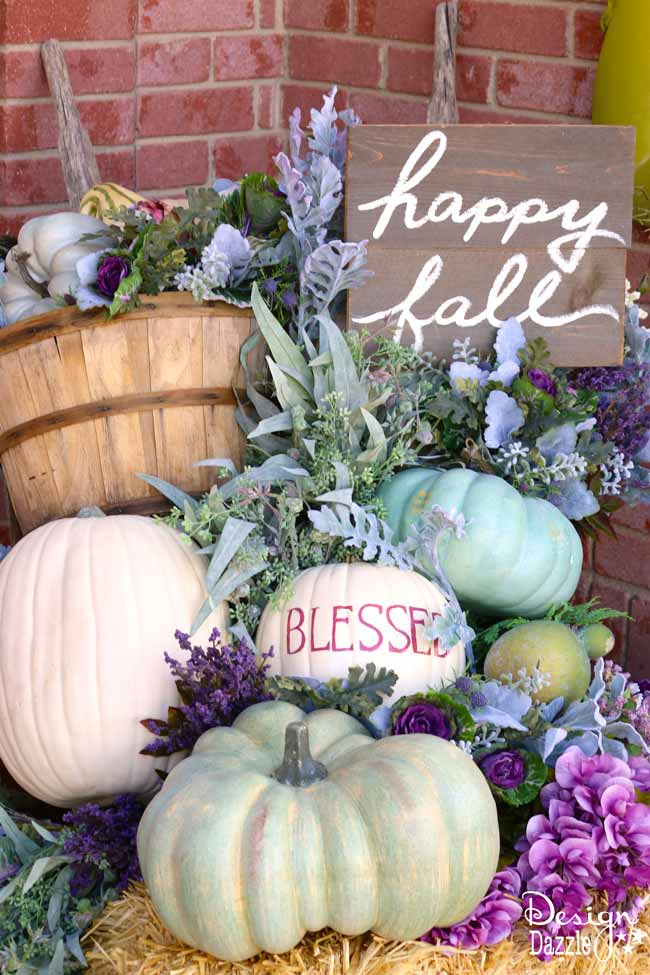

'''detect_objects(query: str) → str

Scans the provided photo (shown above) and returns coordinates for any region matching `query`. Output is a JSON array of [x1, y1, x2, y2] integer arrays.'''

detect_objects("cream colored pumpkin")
[[0, 515, 227, 807], [256, 563, 465, 699], [0, 212, 112, 325]]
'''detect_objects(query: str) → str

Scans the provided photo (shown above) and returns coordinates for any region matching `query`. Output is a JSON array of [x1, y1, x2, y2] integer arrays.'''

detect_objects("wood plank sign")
[[346, 125, 635, 365]]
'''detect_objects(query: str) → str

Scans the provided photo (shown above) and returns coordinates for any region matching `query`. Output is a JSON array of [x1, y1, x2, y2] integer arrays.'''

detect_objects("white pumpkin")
[[0, 515, 227, 807], [256, 563, 465, 700], [0, 212, 112, 325]]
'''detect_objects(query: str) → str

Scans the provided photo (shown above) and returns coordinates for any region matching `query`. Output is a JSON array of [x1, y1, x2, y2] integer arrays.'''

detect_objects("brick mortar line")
[[456, 98, 592, 123], [582, 568, 650, 607], [279, 79, 591, 122], [2, 126, 287, 162]]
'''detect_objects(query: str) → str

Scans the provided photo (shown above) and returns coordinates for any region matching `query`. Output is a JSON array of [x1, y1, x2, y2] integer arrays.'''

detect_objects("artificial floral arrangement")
[[1, 89, 650, 975]]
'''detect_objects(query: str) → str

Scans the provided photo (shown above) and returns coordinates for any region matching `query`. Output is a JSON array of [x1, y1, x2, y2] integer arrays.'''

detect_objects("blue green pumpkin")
[[378, 468, 583, 618]]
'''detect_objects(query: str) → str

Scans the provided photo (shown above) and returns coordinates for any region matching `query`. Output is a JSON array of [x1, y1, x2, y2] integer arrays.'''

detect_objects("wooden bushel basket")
[[0, 294, 259, 533]]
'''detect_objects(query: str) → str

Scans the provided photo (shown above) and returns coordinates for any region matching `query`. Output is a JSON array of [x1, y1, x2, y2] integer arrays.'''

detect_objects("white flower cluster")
[[457, 727, 505, 755], [497, 441, 530, 473], [600, 450, 634, 496], [497, 442, 588, 486], [175, 224, 253, 303], [452, 337, 479, 363], [502, 665, 552, 696], [626, 278, 649, 320]]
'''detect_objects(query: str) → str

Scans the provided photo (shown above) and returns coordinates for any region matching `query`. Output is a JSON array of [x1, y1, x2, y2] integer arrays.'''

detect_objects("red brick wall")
[[1, 0, 650, 675]]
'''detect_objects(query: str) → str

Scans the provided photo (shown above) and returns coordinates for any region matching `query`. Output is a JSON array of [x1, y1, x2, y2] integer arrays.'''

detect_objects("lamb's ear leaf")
[[192, 560, 268, 634], [0, 805, 39, 863], [23, 855, 70, 894], [137, 474, 198, 513], [248, 411, 294, 439], [205, 517, 257, 591], [251, 282, 312, 388]]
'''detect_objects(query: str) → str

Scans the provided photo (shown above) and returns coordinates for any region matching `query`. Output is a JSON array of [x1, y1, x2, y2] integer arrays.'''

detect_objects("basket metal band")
[[0, 387, 241, 454]]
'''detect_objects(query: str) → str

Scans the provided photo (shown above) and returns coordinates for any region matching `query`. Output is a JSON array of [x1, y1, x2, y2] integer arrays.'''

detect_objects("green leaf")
[[248, 411, 294, 439], [267, 358, 311, 411], [194, 457, 239, 477], [205, 517, 256, 590], [137, 474, 198, 514], [192, 559, 268, 634], [108, 266, 142, 318], [0, 805, 39, 863], [320, 315, 367, 412], [47, 938, 65, 975], [251, 282, 312, 389], [270, 664, 398, 723], [23, 855, 69, 894], [547, 598, 631, 628]]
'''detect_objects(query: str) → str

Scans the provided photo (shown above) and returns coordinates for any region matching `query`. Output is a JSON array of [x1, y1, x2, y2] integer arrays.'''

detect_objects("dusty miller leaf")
[[308, 502, 413, 569]]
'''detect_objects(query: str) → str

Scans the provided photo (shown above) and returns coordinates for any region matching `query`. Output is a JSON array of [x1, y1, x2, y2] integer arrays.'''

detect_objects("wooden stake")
[[41, 39, 100, 209], [427, 1, 460, 124]]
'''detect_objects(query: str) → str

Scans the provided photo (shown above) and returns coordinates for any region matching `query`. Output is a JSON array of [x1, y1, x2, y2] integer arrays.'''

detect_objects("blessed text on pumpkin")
[[352, 130, 625, 351], [284, 603, 447, 656]]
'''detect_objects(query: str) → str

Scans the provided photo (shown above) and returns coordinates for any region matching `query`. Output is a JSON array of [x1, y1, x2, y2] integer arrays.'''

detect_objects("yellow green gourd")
[[137, 700, 500, 962], [592, 0, 650, 207], [484, 620, 614, 704]]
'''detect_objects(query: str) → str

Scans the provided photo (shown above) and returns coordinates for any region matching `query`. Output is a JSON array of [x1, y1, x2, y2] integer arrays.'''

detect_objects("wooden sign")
[[346, 125, 635, 365]]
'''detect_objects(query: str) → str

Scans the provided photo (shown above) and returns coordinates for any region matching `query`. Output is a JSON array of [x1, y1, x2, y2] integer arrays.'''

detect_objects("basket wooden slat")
[[0, 295, 259, 533]]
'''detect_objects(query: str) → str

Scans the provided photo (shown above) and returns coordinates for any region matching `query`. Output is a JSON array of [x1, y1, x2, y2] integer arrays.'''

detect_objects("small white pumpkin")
[[256, 563, 465, 700], [0, 514, 227, 807], [0, 212, 112, 325]]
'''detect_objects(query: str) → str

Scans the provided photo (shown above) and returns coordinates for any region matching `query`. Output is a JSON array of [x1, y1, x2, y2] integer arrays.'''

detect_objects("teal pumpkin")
[[137, 700, 500, 961], [379, 467, 583, 618]]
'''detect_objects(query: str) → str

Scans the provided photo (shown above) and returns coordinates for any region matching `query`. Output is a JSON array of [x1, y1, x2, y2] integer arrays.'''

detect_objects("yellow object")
[[84, 884, 650, 975], [592, 0, 650, 202], [79, 183, 145, 223]]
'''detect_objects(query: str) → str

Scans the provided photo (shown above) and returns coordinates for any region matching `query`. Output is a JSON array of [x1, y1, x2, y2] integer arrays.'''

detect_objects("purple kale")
[[141, 628, 273, 756], [528, 368, 557, 397], [479, 749, 526, 790], [422, 867, 523, 948], [63, 793, 143, 892], [393, 700, 452, 739]]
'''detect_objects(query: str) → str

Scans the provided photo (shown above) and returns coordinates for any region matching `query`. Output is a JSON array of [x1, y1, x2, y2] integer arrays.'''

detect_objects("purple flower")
[[262, 278, 278, 295], [572, 364, 650, 459], [393, 702, 452, 739], [454, 676, 473, 694], [480, 749, 526, 789], [528, 368, 557, 397], [422, 867, 523, 949], [515, 745, 650, 952], [637, 679, 650, 696], [141, 629, 273, 756], [629, 755, 650, 792], [63, 793, 143, 892], [96, 255, 130, 298], [69, 861, 101, 898], [281, 288, 298, 309], [0, 861, 19, 885]]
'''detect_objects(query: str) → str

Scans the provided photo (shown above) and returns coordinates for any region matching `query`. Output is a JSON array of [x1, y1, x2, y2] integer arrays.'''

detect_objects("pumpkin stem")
[[273, 722, 328, 787]]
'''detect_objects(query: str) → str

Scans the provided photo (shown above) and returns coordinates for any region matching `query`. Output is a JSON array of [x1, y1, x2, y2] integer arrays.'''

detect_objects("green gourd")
[[137, 700, 500, 962], [484, 620, 614, 704], [379, 467, 583, 618], [592, 0, 650, 202]]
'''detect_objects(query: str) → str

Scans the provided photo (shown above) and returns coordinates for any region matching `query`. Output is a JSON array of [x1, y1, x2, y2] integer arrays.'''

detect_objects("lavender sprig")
[[141, 628, 273, 756]]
